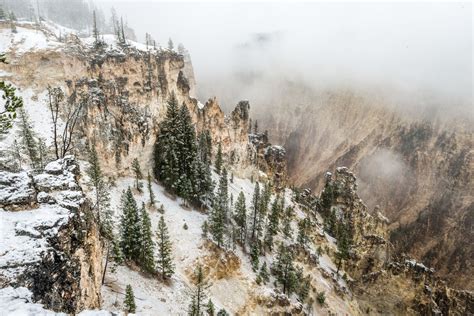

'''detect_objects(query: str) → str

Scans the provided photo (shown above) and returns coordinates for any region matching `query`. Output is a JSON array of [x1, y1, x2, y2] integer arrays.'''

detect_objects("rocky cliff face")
[[259, 87, 473, 290], [1, 22, 285, 185], [0, 156, 103, 313], [299, 166, 473, 315]]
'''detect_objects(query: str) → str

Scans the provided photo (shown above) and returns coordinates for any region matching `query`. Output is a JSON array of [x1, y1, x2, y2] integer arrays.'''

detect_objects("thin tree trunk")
[[102, 242, 110, 285]]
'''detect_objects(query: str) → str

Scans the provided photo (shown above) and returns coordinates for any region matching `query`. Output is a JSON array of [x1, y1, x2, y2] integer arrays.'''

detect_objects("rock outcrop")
[[0, 156, 103, 313], [306, 166, 473, 315]]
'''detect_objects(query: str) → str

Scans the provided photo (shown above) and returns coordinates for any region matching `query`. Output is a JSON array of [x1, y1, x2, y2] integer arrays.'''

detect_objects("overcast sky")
[[96, 1, 472, 112]]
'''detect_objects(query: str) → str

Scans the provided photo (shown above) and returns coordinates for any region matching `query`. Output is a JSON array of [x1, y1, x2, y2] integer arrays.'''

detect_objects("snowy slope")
[[91, 171, 355, 315]]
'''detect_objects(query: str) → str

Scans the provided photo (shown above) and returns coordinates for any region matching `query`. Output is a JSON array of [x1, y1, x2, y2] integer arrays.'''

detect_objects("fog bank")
[[97, 1, 472, 116]]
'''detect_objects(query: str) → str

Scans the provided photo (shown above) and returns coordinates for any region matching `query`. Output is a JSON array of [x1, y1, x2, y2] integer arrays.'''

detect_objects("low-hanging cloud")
[[97, 1, 472, 116]]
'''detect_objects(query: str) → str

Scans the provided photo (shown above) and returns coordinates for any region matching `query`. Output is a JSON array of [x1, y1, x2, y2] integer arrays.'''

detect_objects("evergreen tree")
[[250, 182, 260, 240], [0, 53, 23, 134], [188, 264, 208, 316], [217, 309, 229, 316], [264, 196, 281, 251], [250, 241, 260, 271], [37, 137, 48, 169], [272, 245, 298, 295], [154, 92, 180, 190], [156, 216, 175, 279], [119, 16, 126, 44], [198, 130, 212, 164], [201, 220, 209, 238], [258, 262, 269, 284], [209, 169, 228, 247], [147, 172, 155, 206], [176, 103, 197, 202], [298, 275, 311, 302], [9, 12, 17, 33], [111, 237, 124, 272], [11, 139, 22, 171], [139, 203, 155, 273], [214, 142, 223, 174], [131, 158, 143, 191], [92, 10, 100, 47], [0, 6, 6, 20], [206, 299, 215, 316], [325, 208, 337, 235], [18, 108, 39, 169], [320, 178, 335, 214], [282, 206, 294, 240], [233, 191, 247, 245], [256, 182, 271, 238], [335, 222, 350, 275], [120, 187, 141, 260], [154, 94, 213, 205], [297, 217, 311, 247], [168, 38, 174, 51], [253, 120, 258, 134], [124, 284, 136, 313], [87, 145, 113, 239]]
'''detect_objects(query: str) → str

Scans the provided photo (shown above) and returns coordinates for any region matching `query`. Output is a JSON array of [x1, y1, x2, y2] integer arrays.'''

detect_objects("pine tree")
[[198, 130, 212, 164], [297, 217, 311, 247], [214, 142, 223, 174], [250, 241, 260, 271], [120, 16, 126, 44], [176, 103, 198, 203], [11, 140, 22, 171], [209, 169, 228, 247], [18, 108, 40, 169], [272, 245, 298, 295], [188, 264, 208, 316], [0, 53, 23, 134], [217, 309, 229, 316], [233, 191, 247, 246], [131, 158, 143, 191], [320, 178, 335, 214], [256, 182, 271, 238], [335, 222, 350, 275], [168, 38, 174, 51], [254, 120, 258, 134], [147, 172, 155, 206], [201, 220, 209, 238], [154, 94, 212, 206], [0, 6, 5, 20], [265, 196, 281, 251], [139, 203, 155, 273], [37, 137, 48, 169], [250, 182, 260, 240], [92, 10, 100, 47], [282, 206, 294, 240], [124, 284, 136, 313], [9, 12, 17, 33], [259, 262, 269, 284], [120, 187, 141, 260], [111, 237, 124, 272], [156, 216, 175, 279], [206, 299, 215, 316], [298, 274, 311, 302], [87, 145, 113, 239], [154, 92, 180, 190]]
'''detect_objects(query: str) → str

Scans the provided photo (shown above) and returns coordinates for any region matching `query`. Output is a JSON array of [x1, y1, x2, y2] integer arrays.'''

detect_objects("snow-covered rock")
[[0, 171, 36, 207]]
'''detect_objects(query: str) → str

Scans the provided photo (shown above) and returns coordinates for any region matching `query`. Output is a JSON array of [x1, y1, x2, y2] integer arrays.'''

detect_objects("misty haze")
[[0, 0, 472, 315]]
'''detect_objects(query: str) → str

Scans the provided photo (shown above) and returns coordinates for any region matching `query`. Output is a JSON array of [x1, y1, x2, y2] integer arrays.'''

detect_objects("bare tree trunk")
[[102, 241, 110, 285]]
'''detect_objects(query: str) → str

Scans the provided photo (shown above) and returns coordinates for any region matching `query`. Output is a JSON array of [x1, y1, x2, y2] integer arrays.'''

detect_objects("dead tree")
[[47, 86, 85, 159]]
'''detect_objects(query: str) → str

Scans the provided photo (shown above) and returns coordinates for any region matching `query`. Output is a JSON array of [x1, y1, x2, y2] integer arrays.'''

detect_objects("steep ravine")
[[259, 86, 473, 291]]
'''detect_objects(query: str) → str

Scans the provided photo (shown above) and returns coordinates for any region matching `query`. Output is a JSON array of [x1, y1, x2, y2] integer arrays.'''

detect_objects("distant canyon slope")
[[253, 83, 473, 291]]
